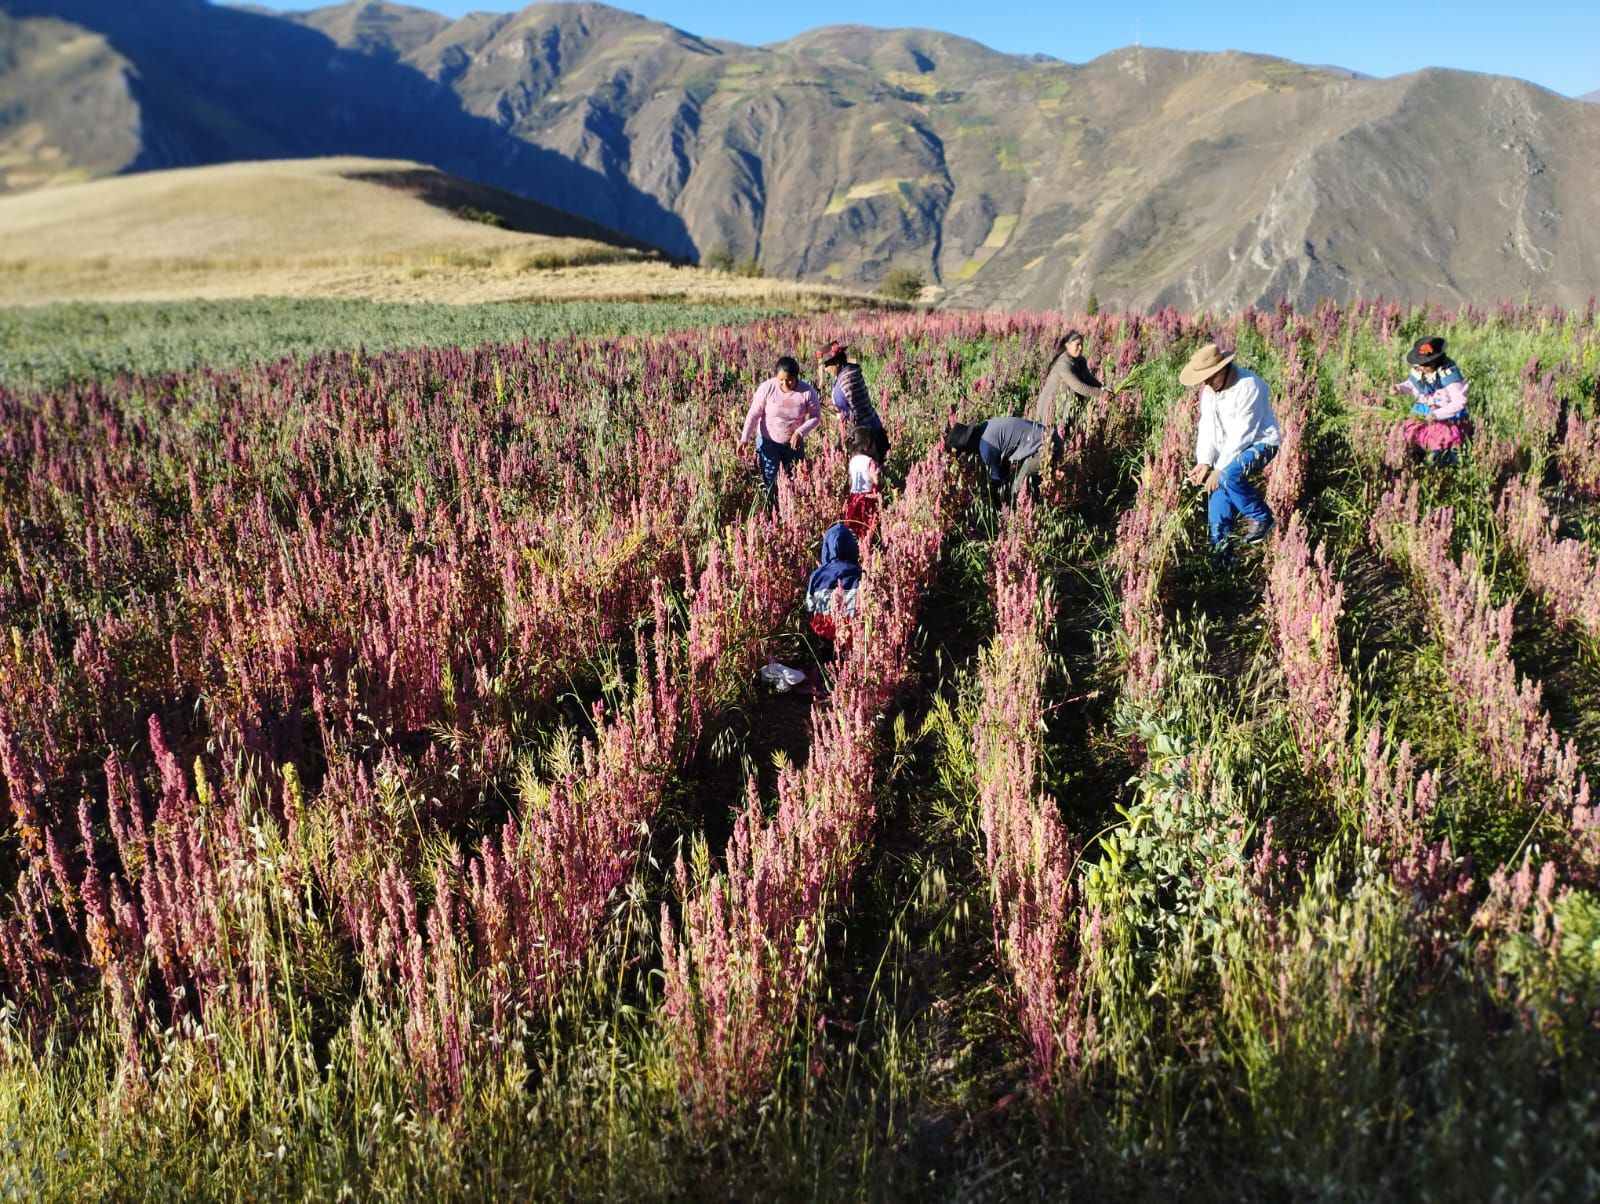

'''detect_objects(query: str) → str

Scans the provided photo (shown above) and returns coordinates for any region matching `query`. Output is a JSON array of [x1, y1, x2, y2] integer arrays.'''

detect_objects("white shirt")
[[1195, 368, 1280, 472], [848, 454, 879, 495]]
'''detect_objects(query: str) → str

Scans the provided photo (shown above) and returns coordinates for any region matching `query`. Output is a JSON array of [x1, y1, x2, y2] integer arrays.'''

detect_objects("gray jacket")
[[1032, 354, 1104, 429]]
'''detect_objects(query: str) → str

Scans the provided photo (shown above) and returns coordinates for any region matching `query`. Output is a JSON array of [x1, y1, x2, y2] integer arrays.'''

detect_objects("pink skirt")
[[1403, 418, 1466, 452]]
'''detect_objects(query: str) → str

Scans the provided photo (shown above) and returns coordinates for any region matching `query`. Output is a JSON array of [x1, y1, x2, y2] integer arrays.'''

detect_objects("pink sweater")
[[741, 377, 822, 445]]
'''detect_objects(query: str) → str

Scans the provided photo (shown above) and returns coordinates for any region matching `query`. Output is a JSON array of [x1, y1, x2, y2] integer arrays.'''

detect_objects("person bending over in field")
[[943, 415, 1062, 503], [1181, 342, 1281, 553], [819, 341, 891, 464], [741, 354, 822, 501], [1393, 335, 1470, 464], [842, 425, 882, 544], [805, 522, 862, 645], [1031, 329, 1116, 430]]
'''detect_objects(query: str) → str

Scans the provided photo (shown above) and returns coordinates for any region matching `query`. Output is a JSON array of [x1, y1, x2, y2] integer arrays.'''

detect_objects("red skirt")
[[844, 492, 880, 542], [809, 613, 854, 651]]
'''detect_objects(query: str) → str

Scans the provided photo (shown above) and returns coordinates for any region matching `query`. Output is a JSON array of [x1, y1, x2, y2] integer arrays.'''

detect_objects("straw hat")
[[1179, 342, 1236, 387]]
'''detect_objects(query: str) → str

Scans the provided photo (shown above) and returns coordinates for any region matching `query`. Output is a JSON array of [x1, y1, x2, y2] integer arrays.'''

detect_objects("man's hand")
[[789, 433, 803, 449], [1205, 469, 1220, 494], [1188, 462, 1212, 487]]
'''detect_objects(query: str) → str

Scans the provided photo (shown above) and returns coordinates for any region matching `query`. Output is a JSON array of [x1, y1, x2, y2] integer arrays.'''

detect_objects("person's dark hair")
[[776, 355, 801, 377], [846, 423, 877, 458], [1045, 330, 1086, 376]]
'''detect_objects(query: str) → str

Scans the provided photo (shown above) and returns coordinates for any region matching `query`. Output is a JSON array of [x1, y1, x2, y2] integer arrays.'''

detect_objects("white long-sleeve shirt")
[[1194, 368, 1280, 472]]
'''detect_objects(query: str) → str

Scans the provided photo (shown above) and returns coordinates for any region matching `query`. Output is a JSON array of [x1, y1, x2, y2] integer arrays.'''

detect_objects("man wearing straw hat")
[[1179, 342, 1281, 553]]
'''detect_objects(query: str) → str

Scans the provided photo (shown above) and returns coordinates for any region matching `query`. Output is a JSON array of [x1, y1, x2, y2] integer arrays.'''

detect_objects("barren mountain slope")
[[0, 11, 140, 190], [4, 0, 1599, 310], [0, 156, 884, 307], [956, 57, 1600, 312], [0, 156, 656, 303], [0, 155, 646, 260]]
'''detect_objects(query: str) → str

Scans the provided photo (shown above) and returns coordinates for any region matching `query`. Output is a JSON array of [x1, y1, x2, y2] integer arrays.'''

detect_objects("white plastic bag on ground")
[[758, 661, 808, 692]]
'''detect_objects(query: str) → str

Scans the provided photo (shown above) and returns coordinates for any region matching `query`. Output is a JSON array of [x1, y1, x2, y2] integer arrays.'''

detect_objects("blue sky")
[[244, 0, 1600, 97]]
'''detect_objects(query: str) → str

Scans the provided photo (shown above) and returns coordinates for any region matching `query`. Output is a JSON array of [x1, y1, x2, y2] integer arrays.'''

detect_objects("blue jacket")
[[806, 523, 862, 615]]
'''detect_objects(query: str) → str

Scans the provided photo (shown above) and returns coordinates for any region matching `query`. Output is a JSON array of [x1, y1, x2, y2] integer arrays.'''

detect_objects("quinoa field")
[[0, 299, 785, 391], [2, 301, 1599, 1199]]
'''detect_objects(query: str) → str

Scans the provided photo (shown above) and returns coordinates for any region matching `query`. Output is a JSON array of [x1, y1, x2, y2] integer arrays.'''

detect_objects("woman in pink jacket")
[[740, 355, 822, 500], [1395, 336, 1471, 461]]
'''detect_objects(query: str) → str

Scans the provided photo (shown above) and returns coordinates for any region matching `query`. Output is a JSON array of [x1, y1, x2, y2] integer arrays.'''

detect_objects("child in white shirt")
[[844, 429, 882, 543]]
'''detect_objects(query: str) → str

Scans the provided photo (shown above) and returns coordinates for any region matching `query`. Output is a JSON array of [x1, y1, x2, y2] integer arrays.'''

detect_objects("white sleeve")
[[1194, 389, 1219, 466], [1220, 375, 1264, 454], [1233, 373, 1264, 421]]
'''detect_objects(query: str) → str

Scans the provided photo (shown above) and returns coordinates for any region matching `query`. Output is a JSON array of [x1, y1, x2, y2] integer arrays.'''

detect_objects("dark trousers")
[[756, 436, 803, 499], [1005, 432, 1062, 502]]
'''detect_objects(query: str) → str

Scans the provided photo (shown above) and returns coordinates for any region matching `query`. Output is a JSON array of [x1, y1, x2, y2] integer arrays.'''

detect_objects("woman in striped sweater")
[[820, 342, 890, 464]]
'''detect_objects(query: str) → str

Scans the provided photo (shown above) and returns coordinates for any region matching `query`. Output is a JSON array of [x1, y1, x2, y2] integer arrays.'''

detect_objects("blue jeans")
[[756, 435, 804, 499], [1208, 442, 1277, 547]]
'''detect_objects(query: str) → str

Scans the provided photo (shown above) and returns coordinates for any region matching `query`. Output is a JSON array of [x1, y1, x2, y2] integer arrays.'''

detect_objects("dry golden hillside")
[[0, 157, 886, 309]]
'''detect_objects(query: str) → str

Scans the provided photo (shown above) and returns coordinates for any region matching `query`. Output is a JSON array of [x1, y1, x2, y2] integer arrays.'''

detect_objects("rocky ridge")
[[3, 0, 1599, 310]]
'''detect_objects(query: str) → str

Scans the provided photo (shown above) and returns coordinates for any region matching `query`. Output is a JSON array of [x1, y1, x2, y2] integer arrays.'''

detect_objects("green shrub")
[[702, 245, 735, 273], [880, 266, 925, 302], [457, 204, 507, 228]]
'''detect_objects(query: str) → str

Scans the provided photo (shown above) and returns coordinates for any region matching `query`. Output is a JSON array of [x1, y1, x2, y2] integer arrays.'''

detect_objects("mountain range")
[[3, 0, 1600, 311]]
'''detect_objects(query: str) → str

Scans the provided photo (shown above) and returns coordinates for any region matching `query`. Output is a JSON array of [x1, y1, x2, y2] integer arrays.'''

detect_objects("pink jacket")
[[742, 377, 822, 445]]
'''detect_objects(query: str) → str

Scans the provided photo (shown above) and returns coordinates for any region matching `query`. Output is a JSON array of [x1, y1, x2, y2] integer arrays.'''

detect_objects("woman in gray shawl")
[[1031, 330, 1115, 429]]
